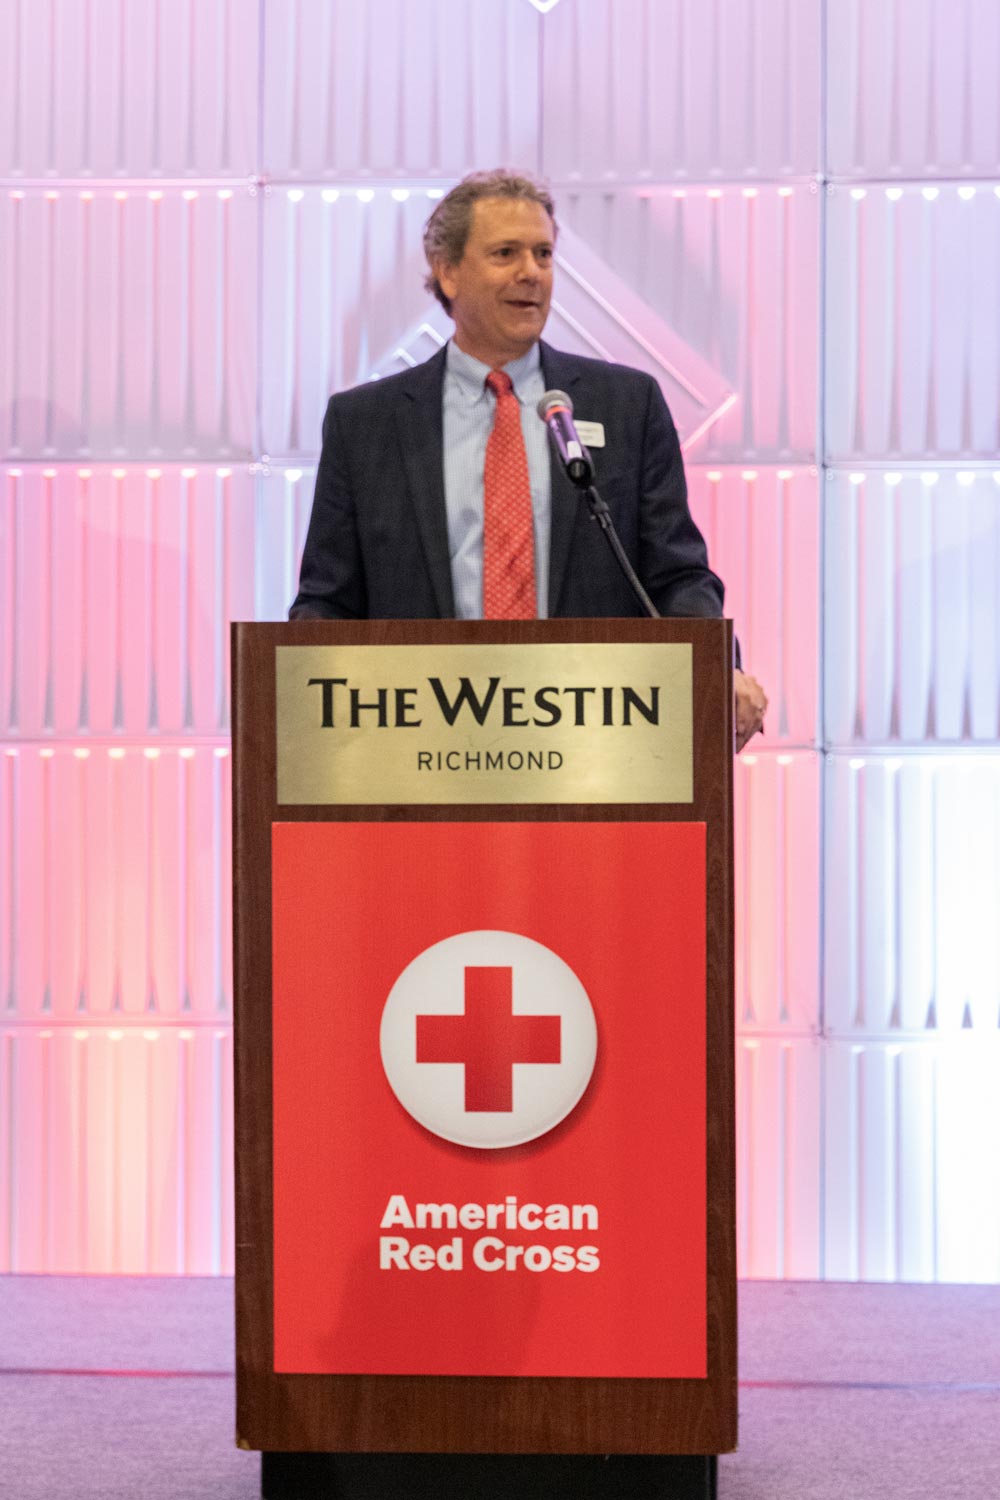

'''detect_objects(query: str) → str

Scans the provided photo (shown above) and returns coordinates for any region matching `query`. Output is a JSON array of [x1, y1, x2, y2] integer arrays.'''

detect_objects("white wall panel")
[[825, 755, 1000, 1036], [825, 185, 1000, 460], [737, 1038, 822, 1278], [0, 1026, 233, 1274], [560, 186, 819, 460], [260, 188, 437, 456], [262, 0, 540, 179], [261, 198, 737, 458], [0, 747, 232, 1023], [824, 1038, 1000, 1283], [0, 466, 310, 738], [0, 188, 257, 461], [827, 0, 1000, 179], [734, 752, 821, 1033], [825, 470, 1000, 745], [541, 0, 821, 182], [689, 466, 819, 745], [0, 0, 258, 178], [254, 470, 318, 621]]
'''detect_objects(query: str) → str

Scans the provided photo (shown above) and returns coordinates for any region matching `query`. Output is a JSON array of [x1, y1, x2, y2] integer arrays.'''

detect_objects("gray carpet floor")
[[1, 1278, 998, 1499]]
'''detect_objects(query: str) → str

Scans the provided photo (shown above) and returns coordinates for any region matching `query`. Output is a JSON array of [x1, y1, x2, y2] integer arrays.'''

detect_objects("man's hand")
[[734, 669, 768, 752]]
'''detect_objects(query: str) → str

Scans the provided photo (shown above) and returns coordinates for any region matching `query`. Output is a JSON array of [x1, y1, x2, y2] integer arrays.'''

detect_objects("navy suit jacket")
[[289, 341, 726, 624]]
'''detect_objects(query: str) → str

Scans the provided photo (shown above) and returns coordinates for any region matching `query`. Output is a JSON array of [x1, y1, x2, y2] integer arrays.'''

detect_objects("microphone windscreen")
[[537, 389, 574, 422]]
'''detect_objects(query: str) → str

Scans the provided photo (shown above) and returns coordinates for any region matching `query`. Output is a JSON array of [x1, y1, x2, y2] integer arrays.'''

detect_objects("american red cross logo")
[[381, 930, 596, 1149], [416, 966, 562, 1112]]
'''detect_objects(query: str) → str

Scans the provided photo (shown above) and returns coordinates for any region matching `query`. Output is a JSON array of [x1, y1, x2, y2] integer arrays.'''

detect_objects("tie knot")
[[486, 369, 514, 399]]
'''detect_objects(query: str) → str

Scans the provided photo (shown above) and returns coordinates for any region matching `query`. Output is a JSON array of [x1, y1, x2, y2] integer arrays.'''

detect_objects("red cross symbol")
[[416, 966, 561, 1112]]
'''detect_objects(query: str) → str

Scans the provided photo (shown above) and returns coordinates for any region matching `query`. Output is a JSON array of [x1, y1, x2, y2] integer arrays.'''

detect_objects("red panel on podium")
[[272, 820, 706, 1380]]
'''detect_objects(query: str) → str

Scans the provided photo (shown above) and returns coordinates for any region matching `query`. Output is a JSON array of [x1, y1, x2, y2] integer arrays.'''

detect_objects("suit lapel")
[[396, 346, 455, 618], [540, 343, 587, 616]]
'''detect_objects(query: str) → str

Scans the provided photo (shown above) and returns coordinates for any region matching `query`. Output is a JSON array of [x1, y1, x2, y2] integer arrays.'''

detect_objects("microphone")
[[536, 390, 594, 489]]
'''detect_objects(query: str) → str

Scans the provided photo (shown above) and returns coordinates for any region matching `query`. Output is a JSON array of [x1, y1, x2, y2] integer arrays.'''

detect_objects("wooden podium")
[[232, 618, 736, 1500]]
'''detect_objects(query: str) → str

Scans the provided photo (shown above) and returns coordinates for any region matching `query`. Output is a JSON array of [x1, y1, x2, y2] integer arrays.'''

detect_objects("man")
[[290, 169, 767, 748]]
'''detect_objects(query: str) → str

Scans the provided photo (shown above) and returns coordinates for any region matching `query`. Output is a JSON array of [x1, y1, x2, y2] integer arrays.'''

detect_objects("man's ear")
[[435, 259, 459, 303]]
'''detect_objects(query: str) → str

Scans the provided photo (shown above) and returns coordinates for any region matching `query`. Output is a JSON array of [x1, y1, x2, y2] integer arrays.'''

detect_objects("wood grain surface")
[[233, 618, 736, 1456]]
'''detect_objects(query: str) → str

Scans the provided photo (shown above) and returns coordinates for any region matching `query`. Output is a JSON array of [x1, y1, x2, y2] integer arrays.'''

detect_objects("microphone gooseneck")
[[537, 389, 660, 619]]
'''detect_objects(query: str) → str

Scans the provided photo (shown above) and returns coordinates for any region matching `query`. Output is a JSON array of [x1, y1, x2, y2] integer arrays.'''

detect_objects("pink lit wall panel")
[[825, 754, 1000, 1036], [827, 0, 1000, 178], [1, 467, 261, 737], [0, 1026, 233, 1274], [0, 0, 258, 179], [825, 470, 1000, 745], [262, 0, 540, 179], [253, 471, 318, 621], [0, 747, 232, 1022], [824, 1038, 1000, 1283], [689, 465, 820, 746], [559, 186, 820, 461], [3, 0, 997, 1287], [736, 1038, 822, 1279], [825, 185, 1000, 461], [540, 0, 821, 182], [0, 189, 257, 462], [734, 752, 821, 1034]]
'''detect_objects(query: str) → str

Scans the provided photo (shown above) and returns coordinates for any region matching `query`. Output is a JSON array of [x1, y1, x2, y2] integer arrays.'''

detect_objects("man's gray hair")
[[422, 168, 557, 314]]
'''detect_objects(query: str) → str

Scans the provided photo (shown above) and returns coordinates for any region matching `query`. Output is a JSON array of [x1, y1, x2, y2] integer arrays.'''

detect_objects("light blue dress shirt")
[[442, 340, 552, 619]]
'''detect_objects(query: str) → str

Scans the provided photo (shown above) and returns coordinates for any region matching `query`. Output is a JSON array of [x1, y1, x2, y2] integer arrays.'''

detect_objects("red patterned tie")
[[482, 370, 537, 619]]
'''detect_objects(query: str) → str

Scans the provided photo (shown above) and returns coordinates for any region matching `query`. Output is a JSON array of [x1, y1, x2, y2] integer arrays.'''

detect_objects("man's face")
[[436, 196, 555, 367]]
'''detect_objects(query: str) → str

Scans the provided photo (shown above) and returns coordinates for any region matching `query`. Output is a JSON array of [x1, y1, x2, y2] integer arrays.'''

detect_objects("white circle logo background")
[[379, 930, 598, 1149]]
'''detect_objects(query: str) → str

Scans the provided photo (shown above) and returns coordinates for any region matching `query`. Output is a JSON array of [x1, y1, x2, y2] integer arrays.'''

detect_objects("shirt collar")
[[445, 339, 542, 406]]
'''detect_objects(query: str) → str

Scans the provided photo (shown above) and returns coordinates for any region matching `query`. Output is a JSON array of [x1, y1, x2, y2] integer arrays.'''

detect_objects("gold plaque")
[[276, 643, 693, 805]]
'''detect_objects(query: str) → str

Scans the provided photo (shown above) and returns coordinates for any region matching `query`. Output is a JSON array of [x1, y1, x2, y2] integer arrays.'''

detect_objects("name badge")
[[575, 421, 605, 448]]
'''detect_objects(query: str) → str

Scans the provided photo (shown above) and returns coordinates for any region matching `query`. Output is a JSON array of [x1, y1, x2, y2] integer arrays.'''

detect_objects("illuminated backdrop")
[[1, 0, 998, 1281]]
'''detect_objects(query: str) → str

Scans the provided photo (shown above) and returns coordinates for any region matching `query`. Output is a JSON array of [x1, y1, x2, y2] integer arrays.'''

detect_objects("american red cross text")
[[415, 966, 561, 1112]]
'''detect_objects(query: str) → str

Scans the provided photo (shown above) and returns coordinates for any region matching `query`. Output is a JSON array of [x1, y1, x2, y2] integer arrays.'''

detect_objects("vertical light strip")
[[113, 192, 127, 445], [43, 192, 57, 450], [149, 194, 162, 452], [3, 1033, 14, 1268], [42, 472, 54, 730], [144, 750, 157, 1014], [179, 1028, 191, 1269], [4, 477, 18, 731], [181, 471, 193, 730], [77, 474, 90, 730], [214, 472, 227, 730], [79, 190, 93, 442], [75, 1029, 88, 1268], [3, 755, 17, 1013], [41, 1029, 51, 1268], [75, 749, 88, 1013], [9, 194, 22, 452], [778, 1041, 790, 1276], [777, 759, 790, 1022], [184, 0, 196, 168], [776, 469, 790, 737], [219, 193, 232, 449], [212, 1027, 224, 1271], [41, 750, 53, 1014], [219, 0, 231, 170], [179, 751, 192, 1015]]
